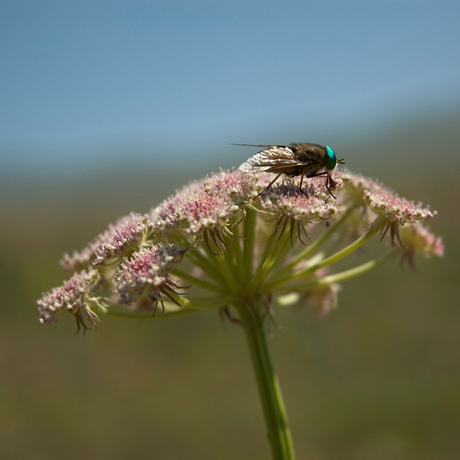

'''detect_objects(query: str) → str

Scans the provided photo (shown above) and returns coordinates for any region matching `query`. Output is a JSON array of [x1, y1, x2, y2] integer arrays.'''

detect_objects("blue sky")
[[1, 1, 460, 173]]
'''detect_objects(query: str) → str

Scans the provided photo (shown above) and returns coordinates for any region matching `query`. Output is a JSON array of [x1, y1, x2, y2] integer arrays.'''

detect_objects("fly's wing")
[[239, 146, 314, 174]]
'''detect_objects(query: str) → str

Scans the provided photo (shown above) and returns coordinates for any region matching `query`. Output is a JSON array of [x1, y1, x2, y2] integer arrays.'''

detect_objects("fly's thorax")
[[289, 143, 326, 164]]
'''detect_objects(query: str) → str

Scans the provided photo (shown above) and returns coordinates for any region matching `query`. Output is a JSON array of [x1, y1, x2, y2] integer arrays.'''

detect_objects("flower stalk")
[[235, 296, 296, 460]]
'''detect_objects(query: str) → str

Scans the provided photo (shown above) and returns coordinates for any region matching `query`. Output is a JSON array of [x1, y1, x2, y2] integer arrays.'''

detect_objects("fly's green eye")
[[325, 145, 337, 171]]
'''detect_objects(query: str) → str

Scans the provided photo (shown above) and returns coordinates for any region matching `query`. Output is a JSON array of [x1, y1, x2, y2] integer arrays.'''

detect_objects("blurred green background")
[[1, 2, 459, 459]]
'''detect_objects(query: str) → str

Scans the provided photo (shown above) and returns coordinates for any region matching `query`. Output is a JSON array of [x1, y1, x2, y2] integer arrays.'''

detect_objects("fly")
[[235, 143, 345, 197]]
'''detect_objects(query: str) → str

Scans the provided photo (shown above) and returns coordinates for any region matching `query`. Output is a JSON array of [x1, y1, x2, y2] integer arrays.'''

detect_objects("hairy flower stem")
[[235, 296, 296, 460]]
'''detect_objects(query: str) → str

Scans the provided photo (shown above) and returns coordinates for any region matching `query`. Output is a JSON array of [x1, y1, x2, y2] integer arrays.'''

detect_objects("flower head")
[[114, 243, 187, 310], [399, 223, 444, 267], [203, 168, 259, 204], [61, 213, 154, 273], [37, 166, 442, 330], [37, 268, 104, 331], [257, 180, 338, 244], [364, 187, 436, 225], [151, 170, 257, 253], [341, 171, 438, 246]]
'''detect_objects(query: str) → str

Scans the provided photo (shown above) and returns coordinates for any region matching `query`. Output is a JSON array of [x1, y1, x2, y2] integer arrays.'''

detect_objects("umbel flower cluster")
[[37, 169, 443, 331]]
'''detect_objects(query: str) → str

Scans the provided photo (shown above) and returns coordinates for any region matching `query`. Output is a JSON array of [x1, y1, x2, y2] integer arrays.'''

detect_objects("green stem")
[[313, 249, 399, 285], [250, 229, 291, 290], [280, 249, 399, 292], [243, 208, 257, 278], [105, 293, 236, 319], [235, 296, 296, 460], [105, 307, 199, 320], [215, 253, 241, 294], [173, 269, 227, 294], [230, 216, 245, 283], [185, 247, 225, 285], [310, 223, 380, 269], [274, 210, 355, 280], [169, 293, 236, 310], [268, 221, 381, 289]]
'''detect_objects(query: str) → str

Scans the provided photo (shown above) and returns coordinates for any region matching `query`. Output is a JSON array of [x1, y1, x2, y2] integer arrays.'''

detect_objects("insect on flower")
[[236, 143, 345, 197]]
